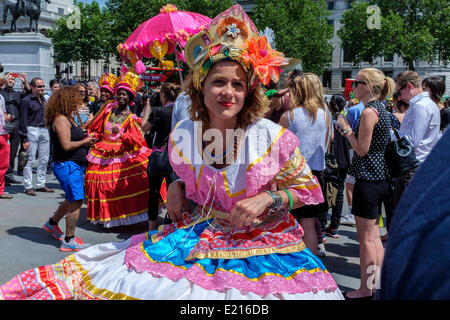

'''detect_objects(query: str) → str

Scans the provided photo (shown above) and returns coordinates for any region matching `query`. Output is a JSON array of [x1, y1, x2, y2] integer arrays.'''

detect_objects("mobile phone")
[[9, 73, 21, 78], [333, 120, 342, 129]]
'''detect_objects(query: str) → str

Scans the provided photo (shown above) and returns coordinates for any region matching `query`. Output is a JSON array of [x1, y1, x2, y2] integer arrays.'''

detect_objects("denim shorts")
[[53, 161, 85, 203]]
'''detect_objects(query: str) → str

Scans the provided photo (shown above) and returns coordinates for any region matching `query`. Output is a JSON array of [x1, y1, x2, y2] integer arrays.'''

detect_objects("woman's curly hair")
[[45, 86, 84, 127], [184, 62, 269, 130]]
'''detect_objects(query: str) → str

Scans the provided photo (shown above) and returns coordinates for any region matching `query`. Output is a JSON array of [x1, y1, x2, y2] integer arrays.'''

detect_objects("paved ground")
[[0, 172, 386, 294]]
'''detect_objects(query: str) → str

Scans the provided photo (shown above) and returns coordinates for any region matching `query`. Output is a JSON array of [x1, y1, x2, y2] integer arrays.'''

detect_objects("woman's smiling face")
[[202, 60, 247, 123], [116, 89, 130, 106]]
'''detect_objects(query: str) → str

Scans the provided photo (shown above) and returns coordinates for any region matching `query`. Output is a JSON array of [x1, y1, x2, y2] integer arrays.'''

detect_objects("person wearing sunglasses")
[[336, 68, 395, 299], [18, 77, 54, 196], [391, 71, 440, 213], [74, 83, 90, 126]]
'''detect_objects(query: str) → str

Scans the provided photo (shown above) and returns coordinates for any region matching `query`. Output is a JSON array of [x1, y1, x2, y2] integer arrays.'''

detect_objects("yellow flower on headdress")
[[242, 36, 287, 86]]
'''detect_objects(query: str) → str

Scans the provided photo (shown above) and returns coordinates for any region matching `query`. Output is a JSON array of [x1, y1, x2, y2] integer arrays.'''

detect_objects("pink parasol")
[[117, 4, 211, 77]]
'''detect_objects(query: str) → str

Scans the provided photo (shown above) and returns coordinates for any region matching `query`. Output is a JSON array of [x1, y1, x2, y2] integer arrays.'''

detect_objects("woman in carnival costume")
[[0, 5, 343, 300], [88, 73, 118, 120], [84, 71, 152, 228]]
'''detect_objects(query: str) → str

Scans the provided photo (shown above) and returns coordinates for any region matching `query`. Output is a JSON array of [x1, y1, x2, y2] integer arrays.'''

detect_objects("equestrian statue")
[[3, 0, 51, 33]]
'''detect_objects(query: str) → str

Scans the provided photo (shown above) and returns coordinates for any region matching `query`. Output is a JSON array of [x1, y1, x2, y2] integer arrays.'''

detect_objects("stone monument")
[[0, 0, 54, 90]]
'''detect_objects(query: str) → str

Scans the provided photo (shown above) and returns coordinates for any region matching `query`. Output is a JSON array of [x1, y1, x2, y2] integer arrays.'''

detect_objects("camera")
[[150, 91, 162, 107]]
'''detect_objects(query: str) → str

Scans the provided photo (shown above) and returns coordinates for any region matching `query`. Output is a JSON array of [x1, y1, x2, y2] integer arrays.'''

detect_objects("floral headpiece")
[[184, 4, 287, 91]]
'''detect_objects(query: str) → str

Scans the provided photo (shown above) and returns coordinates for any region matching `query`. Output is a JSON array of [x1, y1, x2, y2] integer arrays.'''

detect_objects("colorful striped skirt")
[[84, 149, 151, 228], [0, 218, 344, 300]]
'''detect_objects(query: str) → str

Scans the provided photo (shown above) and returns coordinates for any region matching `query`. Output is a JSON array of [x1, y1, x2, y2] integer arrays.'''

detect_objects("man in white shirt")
[[396, 71, 440, 163], [393, 70, 440, 210]]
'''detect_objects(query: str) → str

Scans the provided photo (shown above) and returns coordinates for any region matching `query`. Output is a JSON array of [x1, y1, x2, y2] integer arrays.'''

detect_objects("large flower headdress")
[[184, 4, 287, 90]]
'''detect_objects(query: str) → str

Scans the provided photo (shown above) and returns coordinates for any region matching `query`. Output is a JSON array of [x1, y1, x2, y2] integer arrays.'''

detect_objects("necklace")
[[202, 132, 243, 168], [110, 106, 130, 124], [202, 136, 237, 160]]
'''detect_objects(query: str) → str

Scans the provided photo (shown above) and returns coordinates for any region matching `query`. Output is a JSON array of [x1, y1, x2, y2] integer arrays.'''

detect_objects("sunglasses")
[[35, 85, 45, 88], [353, 80, 366, 88], [395, 84, 407, 96]]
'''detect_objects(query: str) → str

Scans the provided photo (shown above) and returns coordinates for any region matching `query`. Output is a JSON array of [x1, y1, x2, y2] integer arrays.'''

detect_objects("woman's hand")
[[82, 135, 97, 147], [228, 192, 273, 227], [5, 114, 14, 122], [166, 181, 191, 222], [111, 126, 120, 134], [336, 114, 351, 132]]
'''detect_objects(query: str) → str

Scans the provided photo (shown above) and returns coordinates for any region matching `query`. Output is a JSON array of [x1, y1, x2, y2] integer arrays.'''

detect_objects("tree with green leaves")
[[338, 0, 450, 71], [48, 1, 109, 79], [251, 0, 334, 75]]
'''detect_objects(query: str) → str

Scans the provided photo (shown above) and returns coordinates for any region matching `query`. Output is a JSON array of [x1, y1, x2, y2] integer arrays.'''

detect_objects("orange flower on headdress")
[[242, 36, 287, 86]]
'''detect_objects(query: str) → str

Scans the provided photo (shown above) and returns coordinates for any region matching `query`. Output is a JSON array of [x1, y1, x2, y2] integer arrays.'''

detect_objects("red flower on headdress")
[[242, 36, 287, 86]]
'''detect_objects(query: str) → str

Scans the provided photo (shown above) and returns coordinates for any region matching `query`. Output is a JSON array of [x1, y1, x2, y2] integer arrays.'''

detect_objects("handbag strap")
[[327, 140, 336, 156], [161, 134, 170, 149], [326, 110, 335, 155], [75, 110, 84, 126], [393, 127, 401, 141]]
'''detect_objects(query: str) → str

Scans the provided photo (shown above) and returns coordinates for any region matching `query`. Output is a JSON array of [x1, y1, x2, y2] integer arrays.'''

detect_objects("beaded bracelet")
[[264, 190, 276, 208], [265, 190, 283, 214]]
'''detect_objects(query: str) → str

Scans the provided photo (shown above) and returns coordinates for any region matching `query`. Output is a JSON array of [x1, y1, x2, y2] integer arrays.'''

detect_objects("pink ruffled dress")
[[84, 102, 151, 228]]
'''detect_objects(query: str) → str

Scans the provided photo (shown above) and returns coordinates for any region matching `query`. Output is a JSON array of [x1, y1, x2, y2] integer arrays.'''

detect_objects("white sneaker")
[[340, 214, 356, 226], [317, 243, 326, 257]]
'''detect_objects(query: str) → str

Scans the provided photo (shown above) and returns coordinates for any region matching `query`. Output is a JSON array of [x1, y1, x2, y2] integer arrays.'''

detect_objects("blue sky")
[[78, 0, 107, 8]]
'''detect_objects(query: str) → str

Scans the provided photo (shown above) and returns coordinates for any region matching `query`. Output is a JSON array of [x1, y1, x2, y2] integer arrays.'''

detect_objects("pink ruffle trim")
[[86, 147, 149, 165], [124, 237, 338, 297], [290, 175, 325, 206]]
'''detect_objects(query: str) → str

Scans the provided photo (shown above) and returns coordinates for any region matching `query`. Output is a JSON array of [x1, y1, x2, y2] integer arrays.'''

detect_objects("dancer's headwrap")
[[184, 4, 288, 92], [99, 73, 119, 96], [114, 71, 144, 99]]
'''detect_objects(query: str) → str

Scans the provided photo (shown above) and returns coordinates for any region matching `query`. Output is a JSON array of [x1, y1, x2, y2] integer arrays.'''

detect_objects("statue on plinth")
[[2, 0, 51, 33]]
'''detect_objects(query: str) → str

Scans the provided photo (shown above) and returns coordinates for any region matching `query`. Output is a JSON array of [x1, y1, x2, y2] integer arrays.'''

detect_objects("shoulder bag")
[[385, 128, 419, 178]]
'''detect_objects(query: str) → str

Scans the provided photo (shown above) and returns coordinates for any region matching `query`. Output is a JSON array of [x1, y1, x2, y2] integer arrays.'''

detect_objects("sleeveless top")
[[349, 100, 390, 181], [288, 107, 327, 171], [270, 94, 290, 124], [51, 118, 88, 166]]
